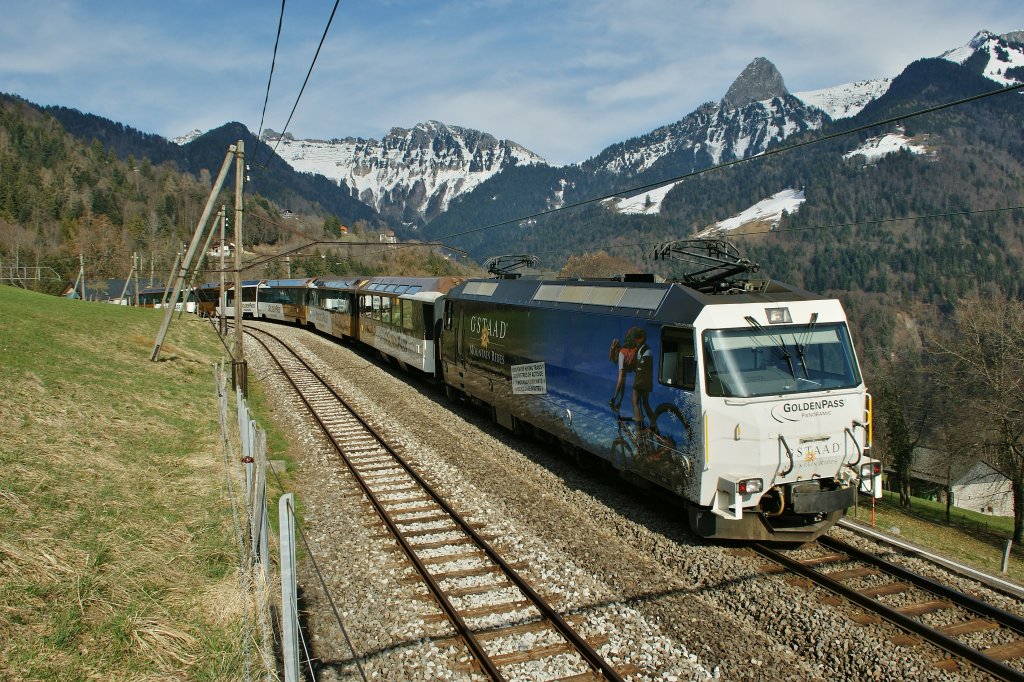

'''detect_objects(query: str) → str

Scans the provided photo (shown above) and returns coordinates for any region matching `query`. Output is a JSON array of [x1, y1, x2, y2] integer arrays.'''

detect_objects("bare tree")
[[929, 294, 1024, 541], [874, 347, 932, 508]]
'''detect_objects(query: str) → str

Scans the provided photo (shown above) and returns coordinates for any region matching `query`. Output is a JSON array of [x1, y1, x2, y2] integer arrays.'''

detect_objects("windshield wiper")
[[794, 313, 819, 380], [744, 315, 797, 378]]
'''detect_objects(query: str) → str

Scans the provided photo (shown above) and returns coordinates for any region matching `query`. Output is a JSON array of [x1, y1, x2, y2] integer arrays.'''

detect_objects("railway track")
[[749, 536, 1024, 680], [244, 325, 629, 681]]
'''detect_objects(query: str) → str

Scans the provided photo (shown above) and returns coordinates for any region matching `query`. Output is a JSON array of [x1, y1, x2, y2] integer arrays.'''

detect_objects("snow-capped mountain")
[[172, 129, 203, 145], [584, 58, 831, 178], [267, 121, 544, 225], [941, 29, 1024, 86]]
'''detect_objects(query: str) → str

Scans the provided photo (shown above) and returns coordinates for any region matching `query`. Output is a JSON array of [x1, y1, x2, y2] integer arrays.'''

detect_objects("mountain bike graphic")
[[610, 402, 694, 480]]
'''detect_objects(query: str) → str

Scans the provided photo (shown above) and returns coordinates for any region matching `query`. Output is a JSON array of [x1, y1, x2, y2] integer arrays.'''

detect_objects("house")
[[908, 447, 1012, 516]]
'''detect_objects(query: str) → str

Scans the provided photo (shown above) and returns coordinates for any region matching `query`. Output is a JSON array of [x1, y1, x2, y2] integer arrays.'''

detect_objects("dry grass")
[[0, 286, 251, 681]]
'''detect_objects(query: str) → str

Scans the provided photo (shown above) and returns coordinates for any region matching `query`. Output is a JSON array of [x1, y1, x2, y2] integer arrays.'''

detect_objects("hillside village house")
[[907, 447, 1012, 517]]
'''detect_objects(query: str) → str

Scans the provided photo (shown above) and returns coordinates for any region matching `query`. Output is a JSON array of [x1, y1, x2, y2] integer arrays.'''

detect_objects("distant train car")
[[194, 281, 223, 318], [258, 278, 314, 325], [138, 286, 197, 313], [307, 277, 369, 340], [223, 280, 261, 319], [439, 275, 878, 542], [355, 276, 463, 374]]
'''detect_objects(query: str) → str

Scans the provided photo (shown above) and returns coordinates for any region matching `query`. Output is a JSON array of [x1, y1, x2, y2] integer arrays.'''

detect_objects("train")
[[207, 247, 882, 542]]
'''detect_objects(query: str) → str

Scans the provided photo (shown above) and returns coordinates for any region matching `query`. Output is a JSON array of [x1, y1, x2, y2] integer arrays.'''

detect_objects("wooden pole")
[[117, 255, 136, 304], [232, 140, 247, 395], [161, 250, 181, 306], [219, 205, 227, 336], [151, 145, 237, 361], [180, 207, 222, 320]]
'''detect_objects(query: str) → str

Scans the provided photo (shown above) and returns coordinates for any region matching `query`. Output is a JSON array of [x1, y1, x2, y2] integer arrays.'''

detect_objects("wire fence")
[[216, 359, 368, 682]]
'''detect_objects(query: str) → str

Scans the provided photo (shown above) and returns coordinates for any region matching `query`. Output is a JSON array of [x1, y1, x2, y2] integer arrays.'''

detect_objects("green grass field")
[[848, 490, 1024, 582], [0, 286, 251, 681]]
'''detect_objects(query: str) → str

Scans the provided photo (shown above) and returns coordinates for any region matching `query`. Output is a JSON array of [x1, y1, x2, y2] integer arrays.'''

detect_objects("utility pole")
[[232, 140, 247, 396], [161, 250, 181, 307], [151, 145, 237, 362], [133, 253, 140, 306], [79, 254, 85, 301], [117, 253, 137, 304], [181, 207, 223, 320], [219, 206, 227, 336]]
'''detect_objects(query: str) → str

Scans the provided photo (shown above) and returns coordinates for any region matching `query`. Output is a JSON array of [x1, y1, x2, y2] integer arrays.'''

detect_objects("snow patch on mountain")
[[698, 188, 805, 237], [605, 181, 682, 215], [843, 130, 929, 163], [794, 78, 893, 119]]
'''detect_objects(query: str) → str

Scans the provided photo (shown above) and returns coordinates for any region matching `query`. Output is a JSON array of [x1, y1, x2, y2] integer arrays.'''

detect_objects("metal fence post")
[[279, 493, 299, 682]]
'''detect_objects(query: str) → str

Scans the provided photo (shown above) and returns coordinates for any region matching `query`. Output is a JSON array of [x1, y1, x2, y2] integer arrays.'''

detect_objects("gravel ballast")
[[247, 323, 1016, 681]]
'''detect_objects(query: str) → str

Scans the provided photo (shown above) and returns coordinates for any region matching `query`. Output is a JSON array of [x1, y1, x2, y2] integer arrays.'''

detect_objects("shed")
[[908, 447, 1012, 516]]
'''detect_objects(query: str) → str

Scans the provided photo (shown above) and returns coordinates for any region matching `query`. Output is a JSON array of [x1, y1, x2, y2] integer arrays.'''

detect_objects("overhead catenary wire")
[[252, 0, 342, 179], [253, 0, 288, 159]]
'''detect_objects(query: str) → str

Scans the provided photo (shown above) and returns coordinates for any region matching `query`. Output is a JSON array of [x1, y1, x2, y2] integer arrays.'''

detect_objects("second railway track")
[[748, 536, 1024, 680], [245, 324, 630, 681]]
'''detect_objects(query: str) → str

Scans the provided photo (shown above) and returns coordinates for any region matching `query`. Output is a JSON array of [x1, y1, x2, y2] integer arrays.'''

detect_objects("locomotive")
[[219, 241, 881, 542]]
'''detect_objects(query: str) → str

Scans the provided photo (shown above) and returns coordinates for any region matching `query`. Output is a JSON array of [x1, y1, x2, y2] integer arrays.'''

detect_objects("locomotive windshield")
[[702, 322, 861, 398]]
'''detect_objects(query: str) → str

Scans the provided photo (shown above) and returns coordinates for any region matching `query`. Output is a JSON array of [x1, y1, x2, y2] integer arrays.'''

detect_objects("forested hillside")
[[0, 96, 230, 290]]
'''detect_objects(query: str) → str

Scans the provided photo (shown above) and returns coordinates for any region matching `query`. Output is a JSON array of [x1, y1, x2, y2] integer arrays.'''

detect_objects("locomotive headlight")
[[860, 462, 881, 478], [738, 478, 763, 495]]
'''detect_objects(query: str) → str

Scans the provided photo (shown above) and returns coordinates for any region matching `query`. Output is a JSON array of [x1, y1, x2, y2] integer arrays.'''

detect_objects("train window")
[[443, 300, 453, 330], [403, 299, 414, 331], [392, 298, 402, 328], [421, 304, 433, 339], [660, 327, 696, 391], [395, 285, 409, 294], [360, 294, 371, 316], [381, 296, 392, 324]]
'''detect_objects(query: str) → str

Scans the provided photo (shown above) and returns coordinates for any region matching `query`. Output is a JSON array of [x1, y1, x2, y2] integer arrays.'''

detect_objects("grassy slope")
[[0, 286, 246, 681], [848, 491, 1024, 583]]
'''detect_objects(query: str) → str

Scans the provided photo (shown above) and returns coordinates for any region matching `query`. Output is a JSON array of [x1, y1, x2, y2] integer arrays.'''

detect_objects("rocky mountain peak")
[[721, 57, 789, 109]]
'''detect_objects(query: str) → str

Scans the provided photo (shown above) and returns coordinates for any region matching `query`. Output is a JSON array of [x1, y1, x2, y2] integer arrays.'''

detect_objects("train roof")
[[261, 278, 312, 288], [313, 276, 369, 289], [360, 276, 462, 294], [450, 276, 826, 322]]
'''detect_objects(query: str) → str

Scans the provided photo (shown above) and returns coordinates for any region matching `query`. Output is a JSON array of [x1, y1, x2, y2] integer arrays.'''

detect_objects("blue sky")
[[1, 0, 1021, 165]]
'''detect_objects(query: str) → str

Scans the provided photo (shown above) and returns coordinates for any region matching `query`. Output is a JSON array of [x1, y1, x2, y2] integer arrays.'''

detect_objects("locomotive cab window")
[[660, 327, 696, 391]]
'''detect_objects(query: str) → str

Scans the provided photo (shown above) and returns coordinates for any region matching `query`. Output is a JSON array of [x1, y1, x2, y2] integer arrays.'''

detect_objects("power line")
[[253, 0, 288, 163], [253, 0, 342, 179], [433, 82, 1024, 245]]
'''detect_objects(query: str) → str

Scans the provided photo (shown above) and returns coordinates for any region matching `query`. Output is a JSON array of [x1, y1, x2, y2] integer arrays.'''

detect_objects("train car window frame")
[[372, 295, 381, 320], [381, 296, 392, 324], [660, 326, 696, 391], [402, 299, 415, 331]]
